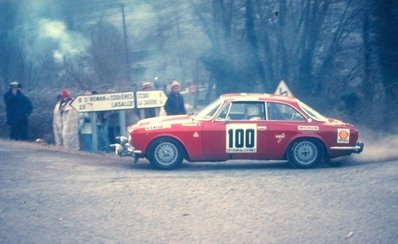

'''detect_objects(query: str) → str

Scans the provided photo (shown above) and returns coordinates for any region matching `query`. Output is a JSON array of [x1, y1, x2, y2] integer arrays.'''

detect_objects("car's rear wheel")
[[287, 139, 323, 169], [147, 138, 183, 170]]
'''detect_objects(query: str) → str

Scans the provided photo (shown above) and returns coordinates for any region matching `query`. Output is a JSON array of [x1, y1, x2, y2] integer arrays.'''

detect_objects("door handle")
[[258, 126, 267, 131]]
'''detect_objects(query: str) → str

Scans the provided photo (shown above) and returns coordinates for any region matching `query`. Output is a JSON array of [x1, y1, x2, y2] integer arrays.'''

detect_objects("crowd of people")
[[2, 79, 187, 152]]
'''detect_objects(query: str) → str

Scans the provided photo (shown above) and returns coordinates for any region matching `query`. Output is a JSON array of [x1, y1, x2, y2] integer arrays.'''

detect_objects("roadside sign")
[[136, 90, 167, 109], [70, 92, 135, 112], [275, 80, 294, 97]]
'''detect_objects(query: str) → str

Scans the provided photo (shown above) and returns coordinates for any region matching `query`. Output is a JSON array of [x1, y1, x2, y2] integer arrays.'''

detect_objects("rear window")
[[266, 102, 306, 121]]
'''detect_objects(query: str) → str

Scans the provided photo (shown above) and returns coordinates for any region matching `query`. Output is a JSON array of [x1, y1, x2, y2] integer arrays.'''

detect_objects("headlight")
[[116, 136, 128, 144]]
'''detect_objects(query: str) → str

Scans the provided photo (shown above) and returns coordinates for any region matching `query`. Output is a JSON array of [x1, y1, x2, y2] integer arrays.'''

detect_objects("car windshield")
[[195, 98, 223, 120], [299, 101, 327, 121]]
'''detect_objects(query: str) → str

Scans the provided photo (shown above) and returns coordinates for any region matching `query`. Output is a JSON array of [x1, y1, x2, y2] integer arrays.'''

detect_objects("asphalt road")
[[0, 139, 397, 243]]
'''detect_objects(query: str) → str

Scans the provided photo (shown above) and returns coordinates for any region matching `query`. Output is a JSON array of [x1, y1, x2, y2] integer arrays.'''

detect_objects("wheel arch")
[[283, 135, 327, 160], [145, 135, 189, 161]]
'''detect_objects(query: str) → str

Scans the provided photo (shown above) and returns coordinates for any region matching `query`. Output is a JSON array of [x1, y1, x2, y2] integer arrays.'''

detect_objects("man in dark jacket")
[[3, 81, 33, 140], [164, 80, 187, 115]]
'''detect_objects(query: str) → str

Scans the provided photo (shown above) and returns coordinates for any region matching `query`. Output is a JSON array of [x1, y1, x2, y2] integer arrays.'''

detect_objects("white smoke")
[[353, 128, 398, 163], [38, 19, 89, 63]]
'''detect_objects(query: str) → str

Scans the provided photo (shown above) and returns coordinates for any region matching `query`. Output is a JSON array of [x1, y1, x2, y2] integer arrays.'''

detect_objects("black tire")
[[287, 139, 323, 169], [147, 138, 184, 170]]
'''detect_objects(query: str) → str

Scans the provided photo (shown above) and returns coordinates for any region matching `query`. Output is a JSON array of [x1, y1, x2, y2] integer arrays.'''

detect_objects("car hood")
[[326, 117, 355, 128], [134, 114, 197, 128]]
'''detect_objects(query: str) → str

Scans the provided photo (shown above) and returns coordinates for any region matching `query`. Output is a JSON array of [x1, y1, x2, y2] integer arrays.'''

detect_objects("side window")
[[228, 103, 246, 120], [267, 102, 306, 121], [244, 102, 265, 120], [217, 102, 265, 121]]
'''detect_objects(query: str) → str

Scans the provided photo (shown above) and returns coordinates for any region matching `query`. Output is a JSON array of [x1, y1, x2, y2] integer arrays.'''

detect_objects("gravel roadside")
[[0, 139, 397, 243]]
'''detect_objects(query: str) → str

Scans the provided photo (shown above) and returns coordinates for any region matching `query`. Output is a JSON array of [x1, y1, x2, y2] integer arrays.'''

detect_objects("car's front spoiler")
[[330, 142, 364, 154]]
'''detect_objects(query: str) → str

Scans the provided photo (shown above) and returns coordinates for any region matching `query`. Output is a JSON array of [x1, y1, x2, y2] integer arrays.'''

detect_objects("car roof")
[[220, 93, 299, 103]]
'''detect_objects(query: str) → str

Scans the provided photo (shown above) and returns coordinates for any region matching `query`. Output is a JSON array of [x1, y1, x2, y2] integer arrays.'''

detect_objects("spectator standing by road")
[[53, 90, 79, 150], [53, 90, 70, 146], [3, 81, 33, 140], [140, 81, 157, 119], [164, 80, 186, 115], [96, 110, 110, 152], [78, 91, 93, 152], [79, 111, 92, 151]]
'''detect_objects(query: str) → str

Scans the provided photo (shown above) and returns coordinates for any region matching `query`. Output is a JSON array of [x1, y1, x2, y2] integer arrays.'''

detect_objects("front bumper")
[[330, 141, 364, 154], [110, 136, 142, 158]]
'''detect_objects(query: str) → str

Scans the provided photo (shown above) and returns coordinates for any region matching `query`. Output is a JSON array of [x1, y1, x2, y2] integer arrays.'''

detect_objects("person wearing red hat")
[[164, 80, 186, 115], [52, 90, 79, 149], [53, 90, 70, 146], [3, 81, 33, 140]]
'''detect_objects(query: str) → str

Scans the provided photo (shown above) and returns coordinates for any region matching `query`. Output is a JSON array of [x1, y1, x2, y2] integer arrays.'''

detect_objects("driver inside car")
[[246, 104, 263, 120]]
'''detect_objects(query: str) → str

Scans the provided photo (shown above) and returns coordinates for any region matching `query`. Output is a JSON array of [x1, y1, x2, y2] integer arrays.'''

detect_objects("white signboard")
[[136, 90, 167, 109], [71, 92, 135, 112], [275, 80, 294, 97]]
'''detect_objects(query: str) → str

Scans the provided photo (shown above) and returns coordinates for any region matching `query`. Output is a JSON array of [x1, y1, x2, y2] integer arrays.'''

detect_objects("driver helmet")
[[247, 105, 260, 117]]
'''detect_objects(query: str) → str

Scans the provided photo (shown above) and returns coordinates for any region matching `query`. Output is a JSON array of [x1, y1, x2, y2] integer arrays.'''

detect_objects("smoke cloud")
[[17, 0, 89, 64], [38, 19, 89, 63], [352, 128, 398, 163]]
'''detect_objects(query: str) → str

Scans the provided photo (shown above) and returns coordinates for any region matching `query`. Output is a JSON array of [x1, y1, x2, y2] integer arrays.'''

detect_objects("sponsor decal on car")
[[275, 133, 286, 143], [337, 128, 350, 143], [145, 124, 171, 131], [298, 125, 319, 131], [226, 124, 257, 153], [182, 123, 199, 126]]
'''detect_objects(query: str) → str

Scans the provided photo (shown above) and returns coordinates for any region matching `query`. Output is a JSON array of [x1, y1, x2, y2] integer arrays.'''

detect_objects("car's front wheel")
[[147, 138, 184, 170], [287, 139, 323, 169]]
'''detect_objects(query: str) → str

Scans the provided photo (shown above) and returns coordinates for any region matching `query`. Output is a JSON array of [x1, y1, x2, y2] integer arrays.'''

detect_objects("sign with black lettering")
[[70, 92, 135, 112], [136, 90, 167, 109]]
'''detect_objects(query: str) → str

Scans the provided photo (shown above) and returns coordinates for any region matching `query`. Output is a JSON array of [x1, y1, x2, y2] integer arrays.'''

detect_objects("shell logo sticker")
[[337, 128, 350, 144]]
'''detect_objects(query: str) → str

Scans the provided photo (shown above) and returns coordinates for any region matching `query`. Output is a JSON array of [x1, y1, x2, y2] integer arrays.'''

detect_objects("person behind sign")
[[96, 111, 110, 152], [79, 91, 93, 152], [93, 91, 110, 152], [140, 81, 157, 119], [3, 81, 33, 140], [164, 80, 186, 116]]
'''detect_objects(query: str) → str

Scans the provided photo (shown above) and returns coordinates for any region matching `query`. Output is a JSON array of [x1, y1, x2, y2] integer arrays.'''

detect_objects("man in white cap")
[[3, 81, 33, 140], [164, 80, 187, 115]]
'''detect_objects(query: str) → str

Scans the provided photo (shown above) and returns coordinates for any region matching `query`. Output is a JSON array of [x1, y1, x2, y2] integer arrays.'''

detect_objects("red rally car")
[[112, 93, 364, 169]]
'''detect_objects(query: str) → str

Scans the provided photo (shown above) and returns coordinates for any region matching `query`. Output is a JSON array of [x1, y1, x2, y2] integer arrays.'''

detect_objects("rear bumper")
[[330, 142, 364, 154]]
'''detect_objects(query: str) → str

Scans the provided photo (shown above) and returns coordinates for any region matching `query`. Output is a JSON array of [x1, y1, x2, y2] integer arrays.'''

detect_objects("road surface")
[[0, 139, 397, 243]]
